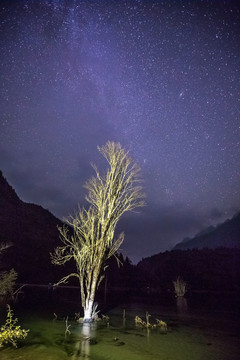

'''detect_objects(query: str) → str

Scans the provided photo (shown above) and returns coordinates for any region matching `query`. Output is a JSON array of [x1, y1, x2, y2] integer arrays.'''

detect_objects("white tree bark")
[[83, 299, 94, 322]]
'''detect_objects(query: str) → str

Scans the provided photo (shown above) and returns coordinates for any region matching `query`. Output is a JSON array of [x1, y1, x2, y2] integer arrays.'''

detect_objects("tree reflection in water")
[[176, 296, 188, 314], [72, 322, 96, 360]]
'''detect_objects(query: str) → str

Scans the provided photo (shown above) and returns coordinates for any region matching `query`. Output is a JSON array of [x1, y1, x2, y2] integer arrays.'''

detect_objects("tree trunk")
[[83, 299, 94, 322], [83, 273, 98, 321]]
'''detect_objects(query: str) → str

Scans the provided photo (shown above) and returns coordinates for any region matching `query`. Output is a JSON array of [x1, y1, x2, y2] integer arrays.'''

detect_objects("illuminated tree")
[[173, 276, 187, 297], [52, 141, 145, 321]]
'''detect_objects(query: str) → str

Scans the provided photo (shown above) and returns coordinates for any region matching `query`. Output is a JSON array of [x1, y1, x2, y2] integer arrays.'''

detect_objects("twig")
[[65, 316, 71, 338]]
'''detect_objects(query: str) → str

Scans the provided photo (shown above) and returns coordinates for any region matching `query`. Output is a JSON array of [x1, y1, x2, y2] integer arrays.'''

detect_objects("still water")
[[0, 288, 239, 360]]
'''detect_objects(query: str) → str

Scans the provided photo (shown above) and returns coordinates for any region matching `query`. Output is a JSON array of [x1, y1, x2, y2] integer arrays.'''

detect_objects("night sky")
[[1, 0, 240, 263]]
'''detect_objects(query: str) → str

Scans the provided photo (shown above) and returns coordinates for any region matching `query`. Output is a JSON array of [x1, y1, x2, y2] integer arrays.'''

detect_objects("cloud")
[[118, 203, 222, 263]]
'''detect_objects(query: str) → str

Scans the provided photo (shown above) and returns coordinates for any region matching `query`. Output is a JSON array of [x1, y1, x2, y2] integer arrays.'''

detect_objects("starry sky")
[[0, 0, 240, 263]]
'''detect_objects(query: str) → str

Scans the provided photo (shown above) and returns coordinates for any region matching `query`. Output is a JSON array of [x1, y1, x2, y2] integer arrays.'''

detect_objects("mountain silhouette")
[[173, 212, 240, 250], [0, 170, 67, 283]]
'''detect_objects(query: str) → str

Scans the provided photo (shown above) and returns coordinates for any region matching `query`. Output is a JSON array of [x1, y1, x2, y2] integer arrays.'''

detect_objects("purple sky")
[[1, 0, 239, 263]]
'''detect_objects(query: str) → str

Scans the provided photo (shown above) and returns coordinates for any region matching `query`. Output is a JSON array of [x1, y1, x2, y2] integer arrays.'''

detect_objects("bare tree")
[[51, 141, 145, 321]]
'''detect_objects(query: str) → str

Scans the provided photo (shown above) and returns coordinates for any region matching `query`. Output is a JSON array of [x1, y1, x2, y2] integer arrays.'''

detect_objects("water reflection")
[[72, 322, 96, 360], [122, 308, 126, 327], [176, 296, 188, 314]]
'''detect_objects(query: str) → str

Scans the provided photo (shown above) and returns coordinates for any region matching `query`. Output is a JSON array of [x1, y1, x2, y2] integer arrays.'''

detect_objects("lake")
[[0, 287, 239, 359]]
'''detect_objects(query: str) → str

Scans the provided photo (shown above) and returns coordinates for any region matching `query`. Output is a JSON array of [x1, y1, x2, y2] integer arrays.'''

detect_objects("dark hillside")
[[174, 212, 240, 250], [0, 170, 68, 283], [137, 248, 240, 293]]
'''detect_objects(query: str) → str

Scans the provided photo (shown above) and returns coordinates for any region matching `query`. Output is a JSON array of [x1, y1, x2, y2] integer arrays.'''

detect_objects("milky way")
[[0, 0, 239, 262]]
